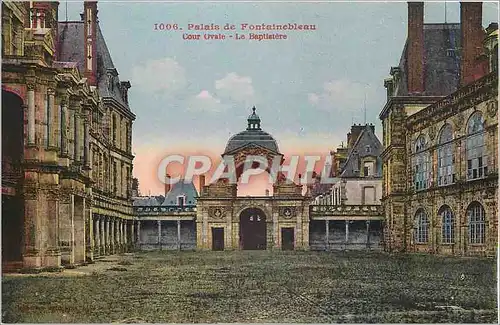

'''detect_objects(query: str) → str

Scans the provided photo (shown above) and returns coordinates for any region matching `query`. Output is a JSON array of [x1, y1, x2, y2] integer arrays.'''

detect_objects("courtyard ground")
[[1, 250, 497, 323]]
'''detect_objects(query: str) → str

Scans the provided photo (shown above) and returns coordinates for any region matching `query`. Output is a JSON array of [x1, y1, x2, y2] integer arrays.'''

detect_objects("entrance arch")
[[2, 90, 25, 263], [239, 207, 267, 250]]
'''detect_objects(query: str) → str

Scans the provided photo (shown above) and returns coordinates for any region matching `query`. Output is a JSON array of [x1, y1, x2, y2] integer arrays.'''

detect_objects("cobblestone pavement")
[[2, 251, 497, 323]]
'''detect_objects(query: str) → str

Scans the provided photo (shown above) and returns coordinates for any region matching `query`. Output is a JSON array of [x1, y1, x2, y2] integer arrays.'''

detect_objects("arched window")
[[414, 209, 429, 244], [466, 112, 487, 180], [439, 206, 454, 244], [437, 124, 454, 186], [467, 202, 485, 244], [413, 135, 430, 191]]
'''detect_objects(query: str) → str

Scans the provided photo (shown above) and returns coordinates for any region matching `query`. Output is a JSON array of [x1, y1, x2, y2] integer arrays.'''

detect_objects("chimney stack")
[[461, 2, 484, 86], [83, 1, 98, 86], [407, 2, 425, 94], [165, 174, 171, 196]]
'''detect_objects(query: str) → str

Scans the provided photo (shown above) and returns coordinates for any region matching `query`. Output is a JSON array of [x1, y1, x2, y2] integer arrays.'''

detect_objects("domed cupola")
[[223, 106, 280, 155]]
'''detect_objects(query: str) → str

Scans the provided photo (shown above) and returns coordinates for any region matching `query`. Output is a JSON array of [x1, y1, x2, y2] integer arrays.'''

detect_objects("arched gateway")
[[2, 90, 25, 265], [195, 107, 310, 251], [239, 208, 267, 250]]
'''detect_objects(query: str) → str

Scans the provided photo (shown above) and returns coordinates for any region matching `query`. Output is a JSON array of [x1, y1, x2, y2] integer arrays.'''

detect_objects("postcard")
[[1, 1, 498, 323]]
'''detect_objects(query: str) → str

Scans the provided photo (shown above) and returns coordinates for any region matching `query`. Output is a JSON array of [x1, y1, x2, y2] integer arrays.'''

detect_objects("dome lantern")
[[247, 106, 261, 130]]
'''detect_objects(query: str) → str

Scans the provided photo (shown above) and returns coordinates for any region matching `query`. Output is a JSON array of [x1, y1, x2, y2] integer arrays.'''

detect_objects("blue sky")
[[60, 1, 498, 194]]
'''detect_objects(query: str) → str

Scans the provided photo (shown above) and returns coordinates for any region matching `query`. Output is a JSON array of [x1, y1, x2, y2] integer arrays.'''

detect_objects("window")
[[363, 161, 374, 177], [113, 161, 117, 194], [440, 206, 454, 244], [365, 145, 371, 153], [437, 124, 454, 186], [112, 115, 117, 144], [413, 135, 431, 191], [11, 25, 18, 55], [177, 196, 185, 207], [467, 202, 485, 244], [466, 112, 487, 180], [414, 209, 429, 244]]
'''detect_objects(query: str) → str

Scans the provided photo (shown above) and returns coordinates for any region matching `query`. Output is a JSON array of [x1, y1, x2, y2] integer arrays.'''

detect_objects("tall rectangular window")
[[44, 94, 50, 147]]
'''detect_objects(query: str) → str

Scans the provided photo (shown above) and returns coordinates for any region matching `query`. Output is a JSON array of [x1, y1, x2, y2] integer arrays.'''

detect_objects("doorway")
[[281, 228, 295, 250], [212, 227, 224, 251], [239, 208, 267, 250]]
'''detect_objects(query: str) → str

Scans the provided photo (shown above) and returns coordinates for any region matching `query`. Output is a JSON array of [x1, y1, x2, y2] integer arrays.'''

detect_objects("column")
[[27, 83, 36, 145], [94, 215, 100, 256], [137, 220, 141, 247], [124, 221, 128, 251], [83, 116, 90, 167], [130, 221, 135, 250], [60, 96, 69, 155], [325, 220, 330, 251], [157, 220, 161, 249], [46, 88, 54, 147], [366, 220, 371, 249], [116, 219, 121, 252], [177, 219, 181, 251], [105, 217, 110, 255], [68, 106, 75, 160], [74, 113, 80, 162], [85, 202, 94, 262], [59, 193, 75, 266], [345, 220, 349, 249], [100, 216, 106, 255], [110, 217, 115, 254]]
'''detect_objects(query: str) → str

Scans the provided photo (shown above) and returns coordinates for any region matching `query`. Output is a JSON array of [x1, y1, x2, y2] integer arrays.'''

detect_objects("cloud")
[[187, 90, 227, 113], [131, 57, 186, 94], [308, 80, 375, 113], [215, 72, 255, 103]]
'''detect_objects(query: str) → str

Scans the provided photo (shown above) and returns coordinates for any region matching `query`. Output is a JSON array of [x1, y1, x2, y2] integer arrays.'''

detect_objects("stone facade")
[[380, 2, 498, 256], [1, 1, 137, 271]]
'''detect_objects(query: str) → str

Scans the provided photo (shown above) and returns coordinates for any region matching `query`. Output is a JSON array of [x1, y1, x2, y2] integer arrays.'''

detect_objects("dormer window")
[[365, 145, 371, 153], [177, 195, 185, 207]]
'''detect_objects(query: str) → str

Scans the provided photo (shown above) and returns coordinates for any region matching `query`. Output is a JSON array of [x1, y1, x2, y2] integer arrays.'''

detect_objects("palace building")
[[380, 2, 498, 256], [133, 109, 385, 251], [2, 1, 137, 271]]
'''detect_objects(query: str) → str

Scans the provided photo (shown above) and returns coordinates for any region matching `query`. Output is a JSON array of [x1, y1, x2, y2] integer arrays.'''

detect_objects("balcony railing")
[[134, 205, 197, 215], [310, 204, 383, 217]]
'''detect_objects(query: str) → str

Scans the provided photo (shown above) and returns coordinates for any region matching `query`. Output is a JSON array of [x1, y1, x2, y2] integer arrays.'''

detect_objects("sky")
[[59, 1, 498, 196]]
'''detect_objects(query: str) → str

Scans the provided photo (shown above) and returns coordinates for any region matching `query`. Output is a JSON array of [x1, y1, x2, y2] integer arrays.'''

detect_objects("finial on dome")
[[252, 106, 256, 113]]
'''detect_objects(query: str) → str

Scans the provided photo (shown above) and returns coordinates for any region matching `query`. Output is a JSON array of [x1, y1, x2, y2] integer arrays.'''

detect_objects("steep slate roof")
[[57, 21, 130, 110], [340, 125, 383, 178], [162, 180, 198, 206], [395, 23, 461, 96], [132, 196, 161, 207]]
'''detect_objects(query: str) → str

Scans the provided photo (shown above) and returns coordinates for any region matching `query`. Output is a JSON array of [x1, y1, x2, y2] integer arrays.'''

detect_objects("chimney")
[[84, 1, 98, 86], [165, 174, 171, 196], [461, 2, 484, 86], [348, 124, 364, 148], [199, 175, 205, 194], [407, 2, 425, 94]]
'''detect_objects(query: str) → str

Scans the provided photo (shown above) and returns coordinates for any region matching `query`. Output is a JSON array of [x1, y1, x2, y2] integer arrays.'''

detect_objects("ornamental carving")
[[280, 206, 296, 219], [428, 124, 437, 141], [454, 113, 464, 131], [487, 100, 498, 118], [209, 207, 226, 220], [23, 187, 38, 200]]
